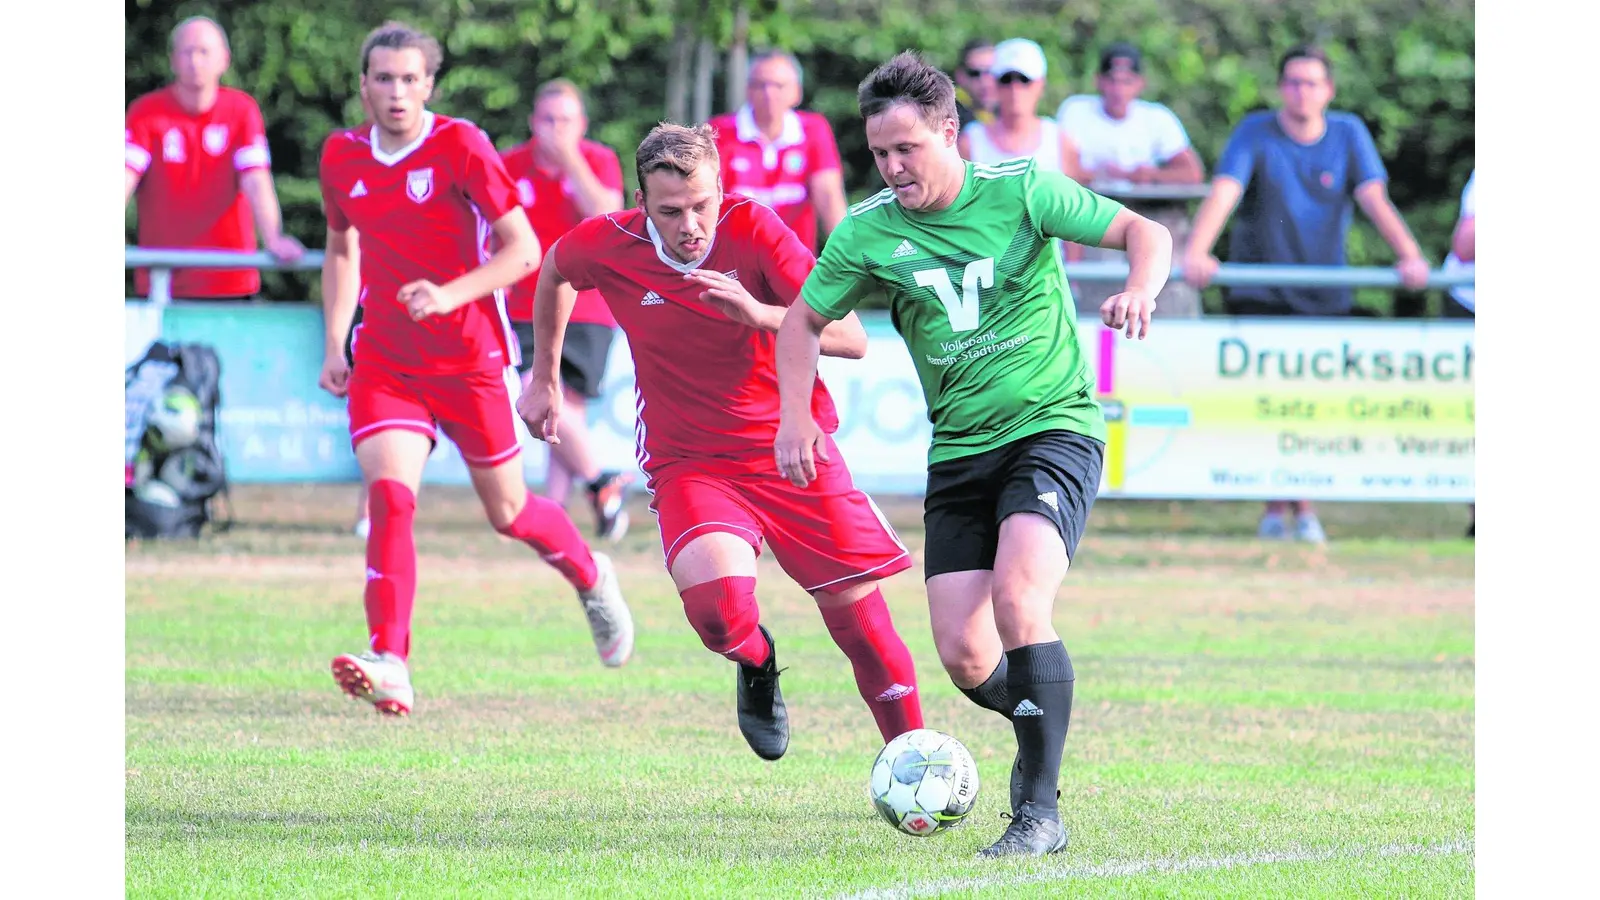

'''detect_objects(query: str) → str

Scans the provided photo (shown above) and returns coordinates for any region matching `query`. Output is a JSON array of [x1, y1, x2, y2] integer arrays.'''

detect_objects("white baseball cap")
[[990, 38, 1047, 81]]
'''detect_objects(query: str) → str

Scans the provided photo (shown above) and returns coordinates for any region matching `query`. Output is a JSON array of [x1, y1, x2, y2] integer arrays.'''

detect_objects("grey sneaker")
[[1295, 513, 1327, 544], [977, 802, 1068, 859], [577, 552, 634, 667]]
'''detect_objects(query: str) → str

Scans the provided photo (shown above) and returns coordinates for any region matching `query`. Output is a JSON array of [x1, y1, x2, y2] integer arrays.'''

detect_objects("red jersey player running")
[[317, 21, 634, 717], [517, 123, 923, 759]]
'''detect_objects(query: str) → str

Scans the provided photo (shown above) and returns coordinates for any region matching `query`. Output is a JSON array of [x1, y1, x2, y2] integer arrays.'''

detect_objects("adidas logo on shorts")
[[1037, 491, 1059, 512], [641, 291, 666, 306], [890, 239, 918, 259]]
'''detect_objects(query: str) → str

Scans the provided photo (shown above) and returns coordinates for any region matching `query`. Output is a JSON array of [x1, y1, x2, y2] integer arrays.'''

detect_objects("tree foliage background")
[[125, 0, 1475, 313]]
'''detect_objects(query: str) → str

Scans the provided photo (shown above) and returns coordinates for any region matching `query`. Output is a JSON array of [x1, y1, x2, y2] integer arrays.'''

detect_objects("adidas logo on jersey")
[[641, 291, 666, 306], [1038, 491, 1059, 512], [890, 239, 918, 259], [1013, 699, 1044, 717], [350, 180, 368, 198]]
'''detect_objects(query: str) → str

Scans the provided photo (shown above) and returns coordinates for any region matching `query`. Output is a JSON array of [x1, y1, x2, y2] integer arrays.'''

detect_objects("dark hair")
[[1278, 43, 1332, 81], [361, 20, 444, 77], [957, 38, 992, 68], [857, 51, 959, 130]]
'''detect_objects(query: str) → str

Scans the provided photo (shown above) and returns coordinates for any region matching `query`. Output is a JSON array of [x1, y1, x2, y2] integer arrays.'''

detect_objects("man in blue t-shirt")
[[1182, 44, 1432, 541]]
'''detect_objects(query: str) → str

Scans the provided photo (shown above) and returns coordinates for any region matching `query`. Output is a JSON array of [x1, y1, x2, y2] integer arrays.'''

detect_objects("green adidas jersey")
[[803, 158, 1124, 465]]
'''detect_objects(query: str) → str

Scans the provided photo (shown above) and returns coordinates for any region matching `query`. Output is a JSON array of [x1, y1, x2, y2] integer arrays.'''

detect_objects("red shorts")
[[650, 438, 911, 594], [346, 364, 522, 467]]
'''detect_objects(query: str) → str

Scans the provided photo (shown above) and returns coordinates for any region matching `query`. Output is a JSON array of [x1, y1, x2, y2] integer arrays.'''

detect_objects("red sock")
[[364, 480, 417, 659], [497, 492, 599, 591], [681, 577, 770, 668], [820, 588, 924, 742]]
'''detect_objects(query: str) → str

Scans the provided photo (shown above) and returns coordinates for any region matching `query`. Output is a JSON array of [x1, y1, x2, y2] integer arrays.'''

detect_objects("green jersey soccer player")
[[774, 51, 1172, 859]]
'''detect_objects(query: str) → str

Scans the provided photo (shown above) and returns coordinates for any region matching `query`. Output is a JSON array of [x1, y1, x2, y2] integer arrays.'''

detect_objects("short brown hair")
[[635, 122, 721, 194], [360, 20, 443, 77], [534, 78, 585, 109], [857, 50, 958, 130], [1278, 44, 1333, 81]]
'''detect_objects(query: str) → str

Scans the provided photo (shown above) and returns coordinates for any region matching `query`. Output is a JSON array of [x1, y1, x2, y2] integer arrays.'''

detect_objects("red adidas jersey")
[[553, 195, 840, 477], [319, 112, 521, 375], [125, 86, 271, 298], [500, 139, 625, 327], [708, 106, 842, 254]]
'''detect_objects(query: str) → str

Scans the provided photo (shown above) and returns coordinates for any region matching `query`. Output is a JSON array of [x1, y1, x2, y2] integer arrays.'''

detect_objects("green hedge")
[[127, 0, 1474, 313]]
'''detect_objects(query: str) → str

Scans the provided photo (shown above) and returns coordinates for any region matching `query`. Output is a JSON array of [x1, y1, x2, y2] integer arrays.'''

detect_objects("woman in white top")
[[956, 38, 1084, 182]]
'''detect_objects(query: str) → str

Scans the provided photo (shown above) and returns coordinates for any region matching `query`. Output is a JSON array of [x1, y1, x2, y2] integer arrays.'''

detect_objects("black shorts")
[[922, 429, 1105, 579], [344, 305, 364, 367], [512, 321, 617, 399]]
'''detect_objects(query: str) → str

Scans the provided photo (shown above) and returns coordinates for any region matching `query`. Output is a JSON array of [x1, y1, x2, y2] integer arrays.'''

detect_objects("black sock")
[[957, 656, 1013, 720], [1006, 642, 1075, 813]]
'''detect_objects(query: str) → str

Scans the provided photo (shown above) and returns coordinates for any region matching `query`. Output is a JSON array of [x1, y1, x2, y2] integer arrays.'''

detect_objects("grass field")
[[126, 486, 1474, 898]]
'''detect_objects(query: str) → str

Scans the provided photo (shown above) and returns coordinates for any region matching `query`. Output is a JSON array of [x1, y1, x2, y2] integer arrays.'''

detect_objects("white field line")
[[834, 837, 1474, 900]]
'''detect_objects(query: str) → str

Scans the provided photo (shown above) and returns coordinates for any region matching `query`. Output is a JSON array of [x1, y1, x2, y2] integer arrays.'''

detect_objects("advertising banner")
[[126, 304, 1473, 500]]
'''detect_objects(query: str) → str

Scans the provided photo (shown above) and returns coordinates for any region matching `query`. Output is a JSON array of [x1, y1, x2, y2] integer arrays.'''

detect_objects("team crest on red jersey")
[[202, 124, 229, 156], [783, 150, 806, 174], [406, 167, 435, 203]]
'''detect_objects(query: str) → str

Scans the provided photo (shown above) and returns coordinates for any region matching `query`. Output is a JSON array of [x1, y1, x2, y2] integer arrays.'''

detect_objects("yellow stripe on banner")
[[1104, 418, 1127, 491]]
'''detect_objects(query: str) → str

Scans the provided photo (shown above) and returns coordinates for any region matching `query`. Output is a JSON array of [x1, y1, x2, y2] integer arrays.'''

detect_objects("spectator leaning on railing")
[[126, 16, 304, 300], [708, 49, 849, 255], [1181, 43, 1433, 545]]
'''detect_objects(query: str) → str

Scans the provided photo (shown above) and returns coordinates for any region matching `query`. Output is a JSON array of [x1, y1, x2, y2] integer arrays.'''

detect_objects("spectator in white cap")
[[957, 37, 1084, 184]]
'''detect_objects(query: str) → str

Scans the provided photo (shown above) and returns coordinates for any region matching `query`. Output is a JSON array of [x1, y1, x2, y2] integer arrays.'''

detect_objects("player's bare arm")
[[1181, 176, 1244, 288], [684, 269, 867, 359], [1092, 207, 1172, 340], [773, 301, 836, 488], [240, 168, 307, 262], [319, 222, 361, 397], [1353, 179, 1430, 290], [517, 243, 579, 444], [401, 207, 541, 321], [807, 169, 848, 239], [125, 169, 142, 205]]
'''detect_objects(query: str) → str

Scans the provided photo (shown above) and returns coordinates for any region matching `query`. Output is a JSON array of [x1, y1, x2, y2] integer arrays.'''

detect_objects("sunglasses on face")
[[962, 67, 986, 78], [998, 73, 1033, 86]]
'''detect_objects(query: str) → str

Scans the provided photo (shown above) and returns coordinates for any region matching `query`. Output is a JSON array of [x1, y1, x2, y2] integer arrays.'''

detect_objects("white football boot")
[[577, 552, 634, 667], [331, 650, 414, 717]]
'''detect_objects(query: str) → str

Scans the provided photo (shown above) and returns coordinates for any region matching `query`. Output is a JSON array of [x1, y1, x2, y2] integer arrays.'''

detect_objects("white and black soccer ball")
[[869, 728, 980, 836], [145, 386, 203, 454]]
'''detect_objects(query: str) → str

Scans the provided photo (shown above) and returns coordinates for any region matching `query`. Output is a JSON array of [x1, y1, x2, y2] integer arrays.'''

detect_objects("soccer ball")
[[133, 478, 182, 509], [869, 728, 980, 836], [145, 386, 203, 454]]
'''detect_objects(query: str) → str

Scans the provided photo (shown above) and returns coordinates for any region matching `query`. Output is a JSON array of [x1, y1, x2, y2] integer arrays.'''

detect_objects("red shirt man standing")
[[125, 16, 303, 298]]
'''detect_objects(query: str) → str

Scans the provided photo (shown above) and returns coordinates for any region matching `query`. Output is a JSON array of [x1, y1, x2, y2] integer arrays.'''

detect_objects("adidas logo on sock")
[[1013, 699, 1044, 716], [890, 239, 917, 259], [641, 291, 666, 306], [875, 683, 916, 702], [365, 567, 383, 581], [1037, 491, 1059, 512]]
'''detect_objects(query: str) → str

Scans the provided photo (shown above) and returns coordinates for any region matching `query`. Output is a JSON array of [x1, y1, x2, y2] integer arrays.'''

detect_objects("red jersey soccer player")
[[316, 21, 634, 717], [517, 123, 923, 759], [500, 79, 633, 542]]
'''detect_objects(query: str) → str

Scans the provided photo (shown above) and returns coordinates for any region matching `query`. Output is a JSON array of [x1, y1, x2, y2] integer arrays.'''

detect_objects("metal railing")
[[125, 247, 1476, 307]]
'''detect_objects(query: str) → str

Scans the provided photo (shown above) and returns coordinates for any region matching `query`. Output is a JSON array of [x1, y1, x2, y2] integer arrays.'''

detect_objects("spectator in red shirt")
[[125, 16, 304, 299], [500, 79, 632, 542], [708, 50, 848, 253]]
